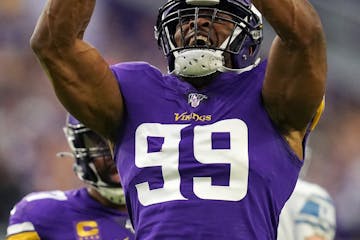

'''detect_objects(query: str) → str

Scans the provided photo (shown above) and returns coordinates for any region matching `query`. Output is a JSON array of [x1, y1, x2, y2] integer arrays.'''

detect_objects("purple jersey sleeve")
[[7, 189, 134, 240]]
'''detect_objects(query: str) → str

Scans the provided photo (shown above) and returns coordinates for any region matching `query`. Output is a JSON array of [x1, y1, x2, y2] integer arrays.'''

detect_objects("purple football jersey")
[[7, 188, 134, 240], [111, 61, 304, 239]]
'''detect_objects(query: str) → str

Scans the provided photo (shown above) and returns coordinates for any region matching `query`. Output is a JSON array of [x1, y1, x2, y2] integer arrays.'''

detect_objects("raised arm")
[[252, 0, 326, 157], [30, 0, 123, 142]]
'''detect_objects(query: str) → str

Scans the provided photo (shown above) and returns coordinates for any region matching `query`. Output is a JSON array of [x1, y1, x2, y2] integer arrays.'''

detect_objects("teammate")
[[278, 179, 336, 240], [30, 0, 327, 239], [6, 115, 134, 240]]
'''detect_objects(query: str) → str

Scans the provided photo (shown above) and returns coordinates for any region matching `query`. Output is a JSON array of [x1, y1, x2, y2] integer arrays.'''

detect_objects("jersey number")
[[135, 119, 249, 206]]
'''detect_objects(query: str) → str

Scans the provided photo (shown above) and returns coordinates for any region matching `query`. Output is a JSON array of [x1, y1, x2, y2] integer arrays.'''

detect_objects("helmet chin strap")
[[87, 163, 126, 205], [219, 57, 261, 74], [172, 26, 259, 77], [173, 49, 224, 77], [95, 185, 126, 205]]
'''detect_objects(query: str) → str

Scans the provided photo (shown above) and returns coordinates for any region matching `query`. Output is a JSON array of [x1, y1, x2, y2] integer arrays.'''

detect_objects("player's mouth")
[[187, 35, 213, 47]]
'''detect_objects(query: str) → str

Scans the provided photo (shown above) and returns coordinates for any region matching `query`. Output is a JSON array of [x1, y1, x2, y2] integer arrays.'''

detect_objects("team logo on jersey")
[[187, 93, 208, 108], [75, 221, 100, 240], [174, 112, 212, 122]]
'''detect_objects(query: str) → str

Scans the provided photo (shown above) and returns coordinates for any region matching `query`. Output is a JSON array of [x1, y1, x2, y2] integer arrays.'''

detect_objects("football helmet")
[[155, 0, 263, 77], [59, 114, 125, 205]]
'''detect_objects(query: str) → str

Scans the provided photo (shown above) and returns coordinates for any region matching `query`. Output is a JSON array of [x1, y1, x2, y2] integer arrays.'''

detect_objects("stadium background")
[[0, 0, 359, 238]]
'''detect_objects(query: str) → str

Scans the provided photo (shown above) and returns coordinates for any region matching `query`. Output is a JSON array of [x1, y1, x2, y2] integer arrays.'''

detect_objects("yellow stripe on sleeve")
[[309, 97, 325, 131], [6, 231, 41, 240]]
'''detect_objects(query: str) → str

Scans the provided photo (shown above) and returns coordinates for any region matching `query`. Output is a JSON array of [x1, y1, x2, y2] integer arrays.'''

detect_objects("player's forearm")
[[29, 0, 123, 142], [252, 0, 324, 48], [30, 0, 95, 53]]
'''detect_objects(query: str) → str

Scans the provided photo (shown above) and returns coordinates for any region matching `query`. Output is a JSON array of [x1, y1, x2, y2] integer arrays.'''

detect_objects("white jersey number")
[[135, 119, 249, 206]]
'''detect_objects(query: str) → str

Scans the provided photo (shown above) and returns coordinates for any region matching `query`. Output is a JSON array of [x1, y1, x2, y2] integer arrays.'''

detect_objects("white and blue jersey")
[[278, 179, 336, 240]]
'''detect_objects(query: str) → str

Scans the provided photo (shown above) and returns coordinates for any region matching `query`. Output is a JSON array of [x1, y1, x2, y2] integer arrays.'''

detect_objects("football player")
[[278, 179, 336, 240], [6, 114, 134, 240], [278, 144, 336, 240], [30, 0, 327, 238]]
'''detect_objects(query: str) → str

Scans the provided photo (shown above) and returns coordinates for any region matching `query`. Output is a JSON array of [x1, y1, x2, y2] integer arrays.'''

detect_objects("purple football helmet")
[[61, 114, 125, 204], [155, 0, 263, 77]]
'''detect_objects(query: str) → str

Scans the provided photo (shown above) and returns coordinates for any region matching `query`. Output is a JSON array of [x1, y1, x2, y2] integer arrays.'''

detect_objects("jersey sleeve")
[[6, 197, 39, 239], [309, 97, 326, 131], [6, 228, 40, 240], [110, 61, 163, 86], [6, 191, 68, 239]]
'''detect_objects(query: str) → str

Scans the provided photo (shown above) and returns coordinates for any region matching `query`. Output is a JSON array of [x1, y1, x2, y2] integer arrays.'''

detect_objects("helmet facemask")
[[155, 0, 263, 77], [60, 115, 126, 205]]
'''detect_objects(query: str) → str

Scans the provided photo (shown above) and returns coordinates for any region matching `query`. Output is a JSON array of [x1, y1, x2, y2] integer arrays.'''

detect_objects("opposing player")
[[278, 146, 336, 240], [30, 0, 327, 238], [6, 115, 134, 240], [278, 179, 336, 240]]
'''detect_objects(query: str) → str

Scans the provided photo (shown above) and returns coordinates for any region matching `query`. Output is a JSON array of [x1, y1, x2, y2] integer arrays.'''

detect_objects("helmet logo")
[[187, 93, 208, 108]]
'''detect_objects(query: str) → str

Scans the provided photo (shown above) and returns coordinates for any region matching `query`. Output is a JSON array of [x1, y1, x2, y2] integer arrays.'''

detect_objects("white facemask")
[[95, 185, 126, 205]]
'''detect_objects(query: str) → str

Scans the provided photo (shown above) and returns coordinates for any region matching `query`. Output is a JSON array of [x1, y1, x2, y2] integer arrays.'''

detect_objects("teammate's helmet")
[[61, 114, 125, 205], [155, 0, 263, 77]]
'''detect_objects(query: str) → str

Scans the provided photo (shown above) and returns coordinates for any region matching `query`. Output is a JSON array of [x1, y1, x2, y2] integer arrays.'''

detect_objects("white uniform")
[[278, 179, 336, 240]]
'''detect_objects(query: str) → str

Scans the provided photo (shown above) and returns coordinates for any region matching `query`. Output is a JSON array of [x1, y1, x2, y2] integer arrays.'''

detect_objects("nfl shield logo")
[[187, 93, 208, 108]]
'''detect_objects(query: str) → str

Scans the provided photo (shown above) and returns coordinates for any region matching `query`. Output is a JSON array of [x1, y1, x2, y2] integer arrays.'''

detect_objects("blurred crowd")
[[0, 0, 359, 239]]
